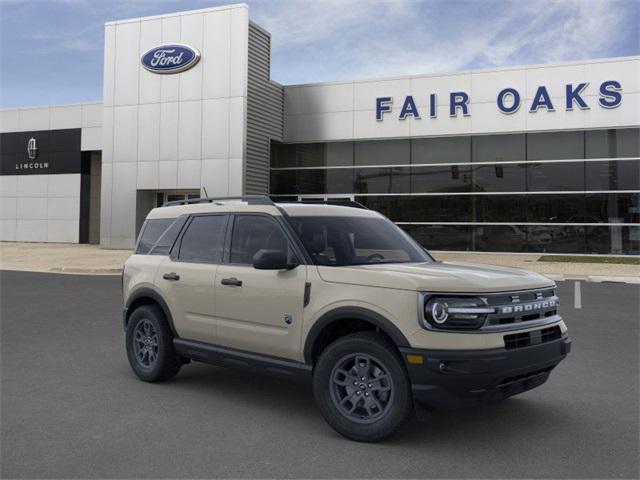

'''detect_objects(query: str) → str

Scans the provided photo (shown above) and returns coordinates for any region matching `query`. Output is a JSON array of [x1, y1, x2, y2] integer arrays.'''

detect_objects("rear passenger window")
[[230, 215, 289, 264], [178, 215, 227, 263], [136, 219, 173, 254], [149, 216, 187, 255]]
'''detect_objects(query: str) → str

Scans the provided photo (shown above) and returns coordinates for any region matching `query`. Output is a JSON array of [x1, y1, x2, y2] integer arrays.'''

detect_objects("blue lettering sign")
[[399, 95, 420, 120], [376, 97, 393, 121], [429, 93, 437, 118], [449, 92, 469, 117], [565, 83, 589, 110], [598, 80, 622, 108], [530, 86, 555, 112], [497, 88, 521, 114], [141, 44, 201, 74]]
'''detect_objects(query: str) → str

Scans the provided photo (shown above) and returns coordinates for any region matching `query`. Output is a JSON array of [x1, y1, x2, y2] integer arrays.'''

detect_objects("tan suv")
[[122, 196, 571, 442]]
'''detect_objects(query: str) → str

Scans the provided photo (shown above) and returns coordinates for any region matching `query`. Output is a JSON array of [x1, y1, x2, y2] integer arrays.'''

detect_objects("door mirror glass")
[[253, 249, 298, 270]]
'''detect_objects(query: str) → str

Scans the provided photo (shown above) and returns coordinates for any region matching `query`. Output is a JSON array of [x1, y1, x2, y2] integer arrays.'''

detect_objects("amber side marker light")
[[406, 354, 424, 365]]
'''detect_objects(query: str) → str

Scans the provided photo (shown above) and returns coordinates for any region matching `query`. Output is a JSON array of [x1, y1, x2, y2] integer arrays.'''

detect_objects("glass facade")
[[270, 128, 640, 255]]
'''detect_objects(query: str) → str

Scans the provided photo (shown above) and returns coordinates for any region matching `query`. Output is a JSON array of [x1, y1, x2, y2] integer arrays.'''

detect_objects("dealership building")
[[1, 3, 638, 254]]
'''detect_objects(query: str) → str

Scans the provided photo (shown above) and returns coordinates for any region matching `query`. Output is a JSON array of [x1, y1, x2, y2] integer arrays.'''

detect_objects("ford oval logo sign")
[[141, 44, 201, 74]]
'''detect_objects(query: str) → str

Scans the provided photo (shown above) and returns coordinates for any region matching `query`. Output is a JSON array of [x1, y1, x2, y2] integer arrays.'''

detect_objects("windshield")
[[287, 215, 432, 266]]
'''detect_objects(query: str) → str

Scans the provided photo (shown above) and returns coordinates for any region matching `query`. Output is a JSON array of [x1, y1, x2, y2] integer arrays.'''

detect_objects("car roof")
[[145, 201, 381, 220]]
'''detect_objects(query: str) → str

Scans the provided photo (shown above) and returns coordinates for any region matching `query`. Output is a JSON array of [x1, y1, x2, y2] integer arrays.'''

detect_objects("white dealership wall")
[[0, 103, 102, 242], [283, 57, 639, 142], [100, 4, 249, 248]]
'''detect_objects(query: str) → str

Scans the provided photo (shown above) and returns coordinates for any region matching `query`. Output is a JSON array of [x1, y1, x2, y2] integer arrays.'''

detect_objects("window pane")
[[178, 215, 227, 263], [270, 142, 296, 168], [585, 128, 640, 158], [473, 225, 527, 252], [527, 161, 585, 191], [472, 164, 526, 192], [585, 160, 640, 190], [527, 131, 584, 160], [136, 218, 173, 254], [412, 136, 470, 164], [355, 167, 410, 194], [401, 224, 472, 251], [230, 216, 289, 264], [326, 142, 354, 166], [585, 192, 640, 223], [472, 134, 525, 162], [149, 216, 187, 255], [355, 139, 410, 166], [526, 194, 585, 222], [270, 170, 298, 195], [411, 165, 473, 193], [297, 144, 325, 167], [526, 226, 585, 253], [358, 195, 473, 222], [587, 226, 640, 255], [475, 195, 528, 223]]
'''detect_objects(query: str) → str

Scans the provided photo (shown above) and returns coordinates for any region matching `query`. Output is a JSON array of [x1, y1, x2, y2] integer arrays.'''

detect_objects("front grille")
[[504, 325, 562, 350], [484, 288, 559, 327]]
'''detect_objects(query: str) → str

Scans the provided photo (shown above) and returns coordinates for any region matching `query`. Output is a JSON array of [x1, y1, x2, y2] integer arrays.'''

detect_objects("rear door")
[[155, 214, 229, 344], [214, 214, 307, 361]]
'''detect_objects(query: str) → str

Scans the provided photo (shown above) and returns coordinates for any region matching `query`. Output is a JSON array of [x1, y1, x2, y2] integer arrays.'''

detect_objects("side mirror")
[[252, 249, 298, 270]]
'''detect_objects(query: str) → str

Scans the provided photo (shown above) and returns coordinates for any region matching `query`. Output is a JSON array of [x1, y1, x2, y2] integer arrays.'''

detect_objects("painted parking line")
[[574, 280, 582, 309]]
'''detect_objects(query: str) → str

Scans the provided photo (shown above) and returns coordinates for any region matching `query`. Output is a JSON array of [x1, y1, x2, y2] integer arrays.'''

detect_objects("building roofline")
[[282, 55, 640, 89], [104, 2, 248, 26]]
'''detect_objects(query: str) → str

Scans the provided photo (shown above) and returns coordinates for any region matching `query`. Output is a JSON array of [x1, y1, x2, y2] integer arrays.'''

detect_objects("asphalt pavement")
[[1, 270, 638, 479]]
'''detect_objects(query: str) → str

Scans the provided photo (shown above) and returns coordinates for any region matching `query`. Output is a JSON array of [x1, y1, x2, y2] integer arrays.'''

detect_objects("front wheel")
[[313, 332, 413, 442]]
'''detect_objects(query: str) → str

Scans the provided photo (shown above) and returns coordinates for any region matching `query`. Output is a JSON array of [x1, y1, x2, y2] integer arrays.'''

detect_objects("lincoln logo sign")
[[376, 80, 622, 120], [141, 44, 201, 74]]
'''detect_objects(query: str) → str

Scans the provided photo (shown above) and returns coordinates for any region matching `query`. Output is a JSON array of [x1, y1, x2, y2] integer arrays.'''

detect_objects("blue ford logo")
[[141, 44, 200, 74]]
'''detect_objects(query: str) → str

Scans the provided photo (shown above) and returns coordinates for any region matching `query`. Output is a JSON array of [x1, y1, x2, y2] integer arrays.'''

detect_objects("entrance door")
[[214, 214, 307, 361]]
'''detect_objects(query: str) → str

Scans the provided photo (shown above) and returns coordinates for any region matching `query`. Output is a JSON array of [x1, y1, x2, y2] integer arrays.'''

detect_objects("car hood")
[[316, 261, 554, 293]]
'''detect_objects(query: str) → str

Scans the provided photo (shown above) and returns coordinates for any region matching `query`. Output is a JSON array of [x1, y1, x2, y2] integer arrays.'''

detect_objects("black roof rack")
[[163, 195, 274, 207], [278, 198, 369, 210]]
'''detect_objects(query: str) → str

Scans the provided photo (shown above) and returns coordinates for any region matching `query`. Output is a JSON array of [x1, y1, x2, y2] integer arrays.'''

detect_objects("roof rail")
[[162, 195, 274, 207], [280, 198, 369, 210]]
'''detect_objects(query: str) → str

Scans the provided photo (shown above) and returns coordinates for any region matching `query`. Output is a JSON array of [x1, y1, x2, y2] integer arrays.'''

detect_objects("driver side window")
[[229, 215, 291, 265]]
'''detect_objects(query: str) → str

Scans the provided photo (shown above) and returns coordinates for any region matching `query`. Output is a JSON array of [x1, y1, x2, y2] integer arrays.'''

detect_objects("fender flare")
[[124, 287, 179, 337], [303, 306, 410, 364]]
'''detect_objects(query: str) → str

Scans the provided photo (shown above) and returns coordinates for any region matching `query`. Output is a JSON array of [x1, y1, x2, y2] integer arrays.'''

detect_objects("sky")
[[0, 0, 638, 108]]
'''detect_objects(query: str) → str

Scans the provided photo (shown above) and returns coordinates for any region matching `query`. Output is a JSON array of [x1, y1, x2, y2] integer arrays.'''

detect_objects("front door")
[[155, 214, 229, 344], [214, 214, 307, 361]]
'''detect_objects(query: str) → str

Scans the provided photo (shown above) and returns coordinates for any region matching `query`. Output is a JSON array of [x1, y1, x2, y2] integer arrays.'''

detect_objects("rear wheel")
[[125, 305, 181, 382], [313, 332, 413, 442]]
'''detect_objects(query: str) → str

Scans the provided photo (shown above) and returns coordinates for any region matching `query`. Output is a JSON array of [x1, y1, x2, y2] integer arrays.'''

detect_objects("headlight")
[[423, 297, 494, 330]]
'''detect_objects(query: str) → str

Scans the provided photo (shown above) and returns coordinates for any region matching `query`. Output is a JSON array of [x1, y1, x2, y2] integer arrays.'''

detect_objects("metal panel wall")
[[244, 23, 283, 194]]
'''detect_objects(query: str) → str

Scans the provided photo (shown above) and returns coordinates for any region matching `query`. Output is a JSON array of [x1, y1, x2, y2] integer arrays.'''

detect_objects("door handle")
[[221, 277, 242, 287], [162, 272, 180, 281]]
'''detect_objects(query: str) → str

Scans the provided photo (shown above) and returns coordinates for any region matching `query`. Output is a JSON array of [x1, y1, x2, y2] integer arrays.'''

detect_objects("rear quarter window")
[[135, 218, 175, 254]]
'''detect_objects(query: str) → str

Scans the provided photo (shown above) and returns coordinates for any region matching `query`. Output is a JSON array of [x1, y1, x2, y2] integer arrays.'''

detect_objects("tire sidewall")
[[313, 333, 412, 442], [125, 305, 178, 382]]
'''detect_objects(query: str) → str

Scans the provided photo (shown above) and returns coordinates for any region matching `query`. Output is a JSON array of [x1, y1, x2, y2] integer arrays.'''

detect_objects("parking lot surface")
[[1, 270, 638, 479]]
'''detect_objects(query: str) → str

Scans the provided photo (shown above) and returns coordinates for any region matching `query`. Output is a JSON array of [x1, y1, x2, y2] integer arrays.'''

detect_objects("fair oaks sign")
[[376, 80, 623, 121], [141, 44, 201, 74]]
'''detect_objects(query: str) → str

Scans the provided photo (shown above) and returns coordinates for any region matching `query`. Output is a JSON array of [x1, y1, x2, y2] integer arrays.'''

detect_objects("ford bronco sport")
[[123, 196, 571, 442]]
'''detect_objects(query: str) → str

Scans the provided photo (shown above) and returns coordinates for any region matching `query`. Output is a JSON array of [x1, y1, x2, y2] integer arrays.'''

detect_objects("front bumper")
[[400, 334, 571, 410]]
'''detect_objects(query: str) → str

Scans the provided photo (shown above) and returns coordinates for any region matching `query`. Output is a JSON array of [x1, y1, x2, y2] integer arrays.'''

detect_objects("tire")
[[125, 305, 181, 382], [313, 331, 413, 442]]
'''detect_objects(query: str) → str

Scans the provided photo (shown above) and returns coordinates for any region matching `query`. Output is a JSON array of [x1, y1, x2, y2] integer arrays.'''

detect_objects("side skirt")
[[173, 339, 313, 383]]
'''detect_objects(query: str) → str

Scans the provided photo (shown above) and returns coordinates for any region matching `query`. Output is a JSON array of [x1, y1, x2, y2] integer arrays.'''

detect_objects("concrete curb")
[[544, 273, 640, 284]]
